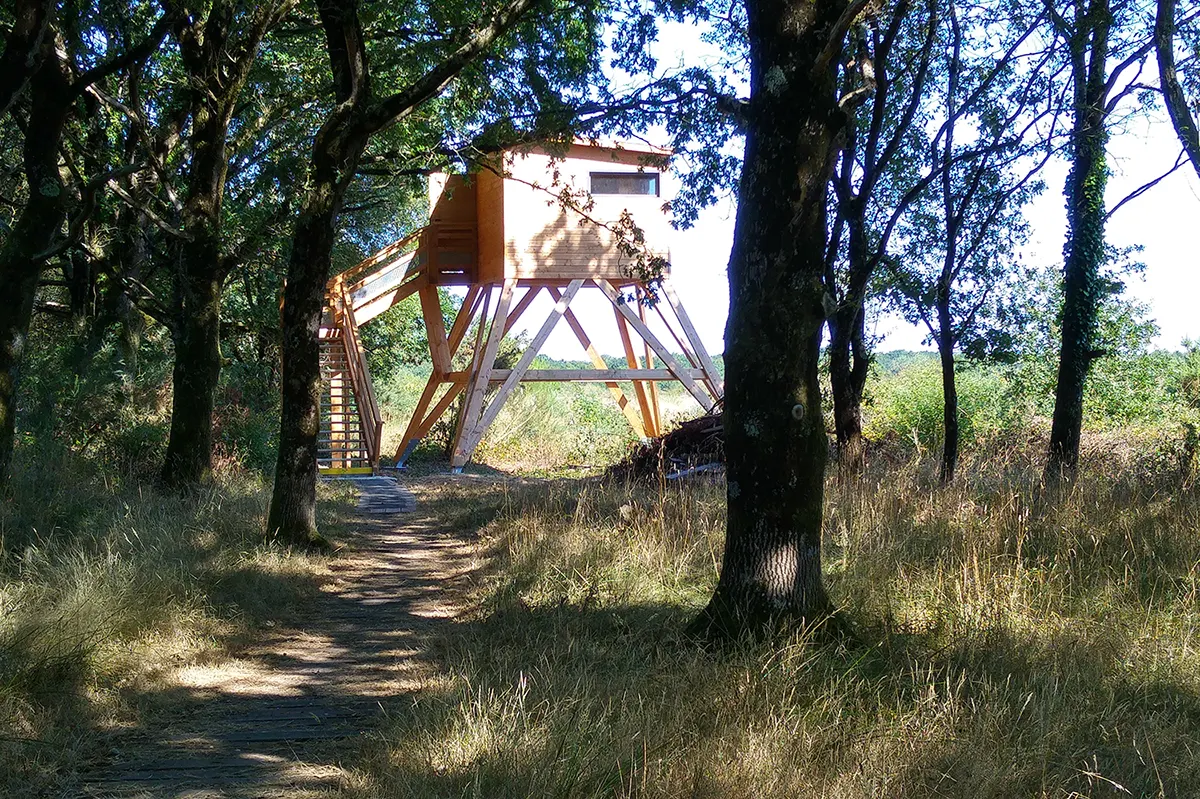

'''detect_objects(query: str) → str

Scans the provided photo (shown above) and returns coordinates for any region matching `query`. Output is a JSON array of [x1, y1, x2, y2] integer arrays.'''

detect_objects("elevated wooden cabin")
[[318, 140, 722, 474], [418, 142, 673, 286]]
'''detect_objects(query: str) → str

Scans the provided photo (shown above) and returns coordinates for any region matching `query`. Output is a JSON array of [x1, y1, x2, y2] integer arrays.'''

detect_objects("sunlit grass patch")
[[0, 451, 348, 796], [362, 446, 1200, 798]]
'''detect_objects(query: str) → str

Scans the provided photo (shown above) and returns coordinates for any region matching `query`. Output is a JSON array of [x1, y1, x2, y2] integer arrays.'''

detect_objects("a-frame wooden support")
[[452, 279, 516, 467], [393, 277, 722, 471]]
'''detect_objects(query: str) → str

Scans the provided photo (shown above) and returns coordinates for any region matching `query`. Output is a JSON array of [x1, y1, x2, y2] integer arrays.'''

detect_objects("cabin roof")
[[499, 137, 672, 163], [568, 137, 672, 156]]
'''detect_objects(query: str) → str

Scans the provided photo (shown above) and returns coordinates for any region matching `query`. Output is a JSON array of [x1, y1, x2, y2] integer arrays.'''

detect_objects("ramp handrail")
[[335, 227, 425, 290]]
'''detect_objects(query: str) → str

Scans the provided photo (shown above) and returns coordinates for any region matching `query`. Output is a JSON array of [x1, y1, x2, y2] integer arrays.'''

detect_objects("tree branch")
[[814, 0, 876, 79], [33, 164, 143, 261], [108, 182, 191, 240], [363, 0, 547, 135], [1105, 149, 1188, 220], [69, 11, 175, 97], [1156, 0, 1200, 178]]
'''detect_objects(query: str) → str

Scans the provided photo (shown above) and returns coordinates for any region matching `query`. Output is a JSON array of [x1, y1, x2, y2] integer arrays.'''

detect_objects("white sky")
[[507, 21, 1200, 359]]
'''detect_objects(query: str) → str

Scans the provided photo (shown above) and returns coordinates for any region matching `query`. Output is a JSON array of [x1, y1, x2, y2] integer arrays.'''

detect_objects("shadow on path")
[[80, 477, 467, 798]]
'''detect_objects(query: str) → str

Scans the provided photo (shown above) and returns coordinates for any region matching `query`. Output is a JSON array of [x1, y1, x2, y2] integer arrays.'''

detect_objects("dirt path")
[[82, 477, 471, 798]]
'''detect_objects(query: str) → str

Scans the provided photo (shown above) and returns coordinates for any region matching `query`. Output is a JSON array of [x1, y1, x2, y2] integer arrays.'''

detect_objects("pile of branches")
[[607, 413, 725, 481]]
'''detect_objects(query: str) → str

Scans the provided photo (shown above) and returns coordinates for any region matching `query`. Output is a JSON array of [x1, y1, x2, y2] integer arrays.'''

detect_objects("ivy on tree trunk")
[[1047, 0, 1111, 481]]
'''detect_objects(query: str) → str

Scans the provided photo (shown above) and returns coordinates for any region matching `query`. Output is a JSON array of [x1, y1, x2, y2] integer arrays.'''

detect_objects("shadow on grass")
[[351, 476, 1200, 798], [65, 480, 490, 797], [0, 470, 362, 797], [355, 594, 1200, 798]]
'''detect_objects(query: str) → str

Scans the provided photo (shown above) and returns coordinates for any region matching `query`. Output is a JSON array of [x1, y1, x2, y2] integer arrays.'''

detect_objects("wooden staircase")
[[318, 330, 372, 473], [317, 228, 428, 473]]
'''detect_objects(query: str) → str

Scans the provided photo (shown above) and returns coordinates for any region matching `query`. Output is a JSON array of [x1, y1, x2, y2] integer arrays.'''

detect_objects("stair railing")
[[328, 276, 383, 466], [339, 227, 425, 297]]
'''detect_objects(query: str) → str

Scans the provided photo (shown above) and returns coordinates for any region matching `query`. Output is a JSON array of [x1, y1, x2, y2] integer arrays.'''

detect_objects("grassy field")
[[5, 346, 1199, 796], [350, 436, 1200, 798], [378, 365, 705, 474], [0, 449, 355, 797]]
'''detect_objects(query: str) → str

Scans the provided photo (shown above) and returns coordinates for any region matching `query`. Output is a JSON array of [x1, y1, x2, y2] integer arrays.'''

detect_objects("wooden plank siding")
[[421, 143, 672, 286], [500, 146, 670, 282], [475, 167, 506, 283]]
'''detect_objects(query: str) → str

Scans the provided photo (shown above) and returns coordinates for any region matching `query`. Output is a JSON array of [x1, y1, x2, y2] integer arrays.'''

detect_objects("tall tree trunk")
[[937, 292, 958, 483], [160, 121, 230, 486], [160, 2, 285, 487], [1047, 4, 1110, 481], [0, 40, 71, 486], [267, 169, 352, 546], [688, 0, 847, 640], [828, 212, 871, 470], [0, 0, 53, 120], [267, 0, 370, 544], [161, 263, 223, 486], [111, 205, 149, 386]]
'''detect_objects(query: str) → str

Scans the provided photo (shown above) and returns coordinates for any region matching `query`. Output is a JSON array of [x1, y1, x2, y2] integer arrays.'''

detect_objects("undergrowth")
[[0, 447, 352, 797], [358, 438, 1200, 798]]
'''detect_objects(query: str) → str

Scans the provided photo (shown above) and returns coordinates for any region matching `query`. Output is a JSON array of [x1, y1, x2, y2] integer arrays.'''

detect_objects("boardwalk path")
[[84, 477, 466, 798]]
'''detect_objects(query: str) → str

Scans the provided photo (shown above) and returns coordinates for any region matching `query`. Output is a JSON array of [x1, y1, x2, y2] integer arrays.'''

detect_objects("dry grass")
[[354, 437, 1200, 798], [0, 449, 353, 797]]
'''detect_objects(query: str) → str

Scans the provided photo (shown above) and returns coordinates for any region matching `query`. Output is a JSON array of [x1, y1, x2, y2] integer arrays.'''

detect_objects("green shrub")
[[863, 359, 1027, 449]]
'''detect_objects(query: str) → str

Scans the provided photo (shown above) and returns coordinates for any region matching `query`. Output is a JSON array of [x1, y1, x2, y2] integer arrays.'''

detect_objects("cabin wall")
[[428, 174, 477, 223], [475, 168, 505, 284], [424, 174, 479, 284], [500, 146, 672, 283]]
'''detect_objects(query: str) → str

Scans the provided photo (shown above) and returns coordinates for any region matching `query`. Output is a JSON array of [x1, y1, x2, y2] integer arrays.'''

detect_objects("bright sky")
[[510, 21, 1200, 360]]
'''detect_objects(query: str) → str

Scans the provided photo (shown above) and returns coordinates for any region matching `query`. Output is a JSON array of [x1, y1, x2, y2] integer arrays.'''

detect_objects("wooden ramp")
[[79, 479, 468, 798]]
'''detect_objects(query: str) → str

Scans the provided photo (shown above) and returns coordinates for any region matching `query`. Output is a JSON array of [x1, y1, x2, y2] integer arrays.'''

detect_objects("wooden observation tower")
[[317, 141, 724, 473]]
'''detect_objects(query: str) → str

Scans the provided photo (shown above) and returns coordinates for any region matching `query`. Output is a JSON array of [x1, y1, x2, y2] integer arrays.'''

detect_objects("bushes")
[[863, 350, 1199, 456], [863, 358, 1028, 449], [376, 367, 641, 472], [475, 382, 636, 470]]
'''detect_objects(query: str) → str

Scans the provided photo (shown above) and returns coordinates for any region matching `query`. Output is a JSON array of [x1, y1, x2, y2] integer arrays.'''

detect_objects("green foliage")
[[865, 335, 1199, 452], [1174, 340, 1200, 410], [361, 290, 457, 384], [17, 310, 281, 479], [475, 381, 637, 470], [863, 358, 1026, 448]]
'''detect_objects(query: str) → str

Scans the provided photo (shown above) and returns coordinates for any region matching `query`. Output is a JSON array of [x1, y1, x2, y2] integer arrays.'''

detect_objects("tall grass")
[[378, 367, 705, 474], [359, 436, 1200, 798], [0, 447, 347, 797]]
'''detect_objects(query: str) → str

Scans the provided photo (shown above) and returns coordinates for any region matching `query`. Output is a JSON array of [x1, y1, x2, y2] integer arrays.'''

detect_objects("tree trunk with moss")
[[268, 156, 359, 547], [160, 115, 228, 487], [161, 1, 290, 487], [688, 0, 848, 640], [1047, 1, 1111, 481]]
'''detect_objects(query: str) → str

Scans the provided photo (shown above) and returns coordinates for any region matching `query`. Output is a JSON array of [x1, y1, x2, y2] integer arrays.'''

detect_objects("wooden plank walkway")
[[80, 477, 465, 798]]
